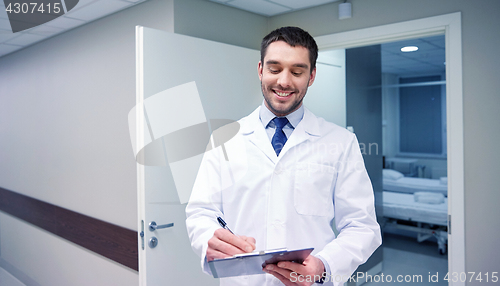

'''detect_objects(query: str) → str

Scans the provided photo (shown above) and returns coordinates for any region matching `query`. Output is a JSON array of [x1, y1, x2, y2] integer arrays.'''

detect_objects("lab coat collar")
[[240, 106, 321, 163], [240, 106, 320, 136], [301, 107, 321, 137]]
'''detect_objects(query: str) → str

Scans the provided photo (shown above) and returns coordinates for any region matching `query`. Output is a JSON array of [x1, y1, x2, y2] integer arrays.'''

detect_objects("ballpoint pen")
[[217, 215, 237, 236]]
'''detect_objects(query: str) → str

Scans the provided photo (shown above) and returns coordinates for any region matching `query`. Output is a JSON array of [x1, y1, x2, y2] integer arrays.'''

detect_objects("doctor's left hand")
[[263, 255, 325, 286]]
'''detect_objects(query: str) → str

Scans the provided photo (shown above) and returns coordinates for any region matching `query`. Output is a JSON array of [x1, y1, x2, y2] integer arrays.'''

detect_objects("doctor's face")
[[258, 41, 316, 117]]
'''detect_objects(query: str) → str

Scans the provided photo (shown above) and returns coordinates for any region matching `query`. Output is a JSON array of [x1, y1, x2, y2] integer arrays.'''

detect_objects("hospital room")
[[380, 34, 449, 282], [0, 0, 499, 286]]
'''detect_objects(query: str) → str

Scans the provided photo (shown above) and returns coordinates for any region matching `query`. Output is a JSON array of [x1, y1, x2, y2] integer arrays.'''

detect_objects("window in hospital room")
[[399, 75, 446, 157]]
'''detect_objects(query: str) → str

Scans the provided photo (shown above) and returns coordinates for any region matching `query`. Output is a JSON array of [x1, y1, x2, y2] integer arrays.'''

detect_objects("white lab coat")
[[186, 106, 381, 286]]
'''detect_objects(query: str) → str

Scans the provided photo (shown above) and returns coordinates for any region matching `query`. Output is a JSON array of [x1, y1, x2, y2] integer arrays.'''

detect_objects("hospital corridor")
[[1, 0, 499, 285]]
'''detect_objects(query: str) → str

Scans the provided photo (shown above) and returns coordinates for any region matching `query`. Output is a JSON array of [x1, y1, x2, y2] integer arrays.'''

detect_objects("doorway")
[[314, 12, 464, 285], [350, 35, 448, 285]]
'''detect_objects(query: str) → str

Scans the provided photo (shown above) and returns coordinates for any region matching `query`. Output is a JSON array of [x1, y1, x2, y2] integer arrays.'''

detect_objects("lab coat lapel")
[[241, 107, 278, 164]]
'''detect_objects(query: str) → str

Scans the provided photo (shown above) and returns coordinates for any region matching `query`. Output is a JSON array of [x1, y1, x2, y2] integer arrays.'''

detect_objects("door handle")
[[149, 221, 174, 231]]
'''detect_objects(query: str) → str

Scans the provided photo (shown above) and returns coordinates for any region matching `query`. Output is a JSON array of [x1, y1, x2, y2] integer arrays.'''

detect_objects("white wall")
[[0, 0, 175, 285], [0, 215, 138, 286], [173, 0, 267, 50], [269, 0, 500, 279]]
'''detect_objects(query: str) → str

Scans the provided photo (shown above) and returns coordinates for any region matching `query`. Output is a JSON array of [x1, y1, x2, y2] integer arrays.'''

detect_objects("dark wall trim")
[[0, 187, 138, 271]]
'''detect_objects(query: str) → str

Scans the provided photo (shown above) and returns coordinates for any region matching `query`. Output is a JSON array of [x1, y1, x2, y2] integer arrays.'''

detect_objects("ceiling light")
[[339, 2, 352, 20], [401, 46, 418, 52]]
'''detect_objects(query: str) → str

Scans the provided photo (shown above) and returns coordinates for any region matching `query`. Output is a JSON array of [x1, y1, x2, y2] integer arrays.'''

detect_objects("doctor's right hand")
[[206, 228, 256, 261]]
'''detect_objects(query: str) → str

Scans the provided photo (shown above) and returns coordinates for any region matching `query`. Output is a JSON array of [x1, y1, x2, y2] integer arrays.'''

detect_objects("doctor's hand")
[[206, 228, 256, 262], [263, 255, 325, 286]]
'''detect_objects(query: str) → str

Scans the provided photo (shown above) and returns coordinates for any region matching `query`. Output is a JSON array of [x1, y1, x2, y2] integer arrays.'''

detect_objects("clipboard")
[[208, 247, 314, 278]]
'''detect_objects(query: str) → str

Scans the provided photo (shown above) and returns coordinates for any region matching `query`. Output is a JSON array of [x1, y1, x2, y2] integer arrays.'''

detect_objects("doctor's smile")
[[274, 89, 294, 97]]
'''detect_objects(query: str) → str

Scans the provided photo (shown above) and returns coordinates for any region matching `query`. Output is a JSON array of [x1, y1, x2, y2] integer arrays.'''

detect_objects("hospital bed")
[[382, 169, 448, 254], [382, 169, 448, 196]]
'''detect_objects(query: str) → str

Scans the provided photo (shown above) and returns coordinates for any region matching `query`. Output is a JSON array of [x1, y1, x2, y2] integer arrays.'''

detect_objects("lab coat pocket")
[[294, 163, 335, 216]]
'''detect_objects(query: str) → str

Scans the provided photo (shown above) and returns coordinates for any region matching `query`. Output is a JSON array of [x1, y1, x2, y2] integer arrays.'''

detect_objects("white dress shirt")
[[260, 101, 304, 141]]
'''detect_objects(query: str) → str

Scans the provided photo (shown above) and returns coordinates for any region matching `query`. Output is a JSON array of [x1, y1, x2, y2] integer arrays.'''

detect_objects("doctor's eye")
[[267, 66, 281, 74]]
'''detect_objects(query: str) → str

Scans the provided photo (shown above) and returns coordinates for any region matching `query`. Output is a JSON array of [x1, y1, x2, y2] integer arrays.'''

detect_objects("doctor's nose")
[[276, 71, 292, 89]]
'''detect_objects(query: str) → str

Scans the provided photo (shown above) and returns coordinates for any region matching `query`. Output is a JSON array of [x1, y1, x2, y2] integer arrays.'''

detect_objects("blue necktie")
[[271, 117, 289, 156]]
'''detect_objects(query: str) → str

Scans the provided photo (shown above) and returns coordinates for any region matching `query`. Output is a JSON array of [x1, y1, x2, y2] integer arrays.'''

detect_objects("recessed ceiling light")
[[401, 46, 418, 52]]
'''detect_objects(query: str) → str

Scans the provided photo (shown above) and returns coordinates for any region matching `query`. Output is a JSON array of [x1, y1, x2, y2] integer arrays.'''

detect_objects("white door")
[[133, 27, 261, 286]]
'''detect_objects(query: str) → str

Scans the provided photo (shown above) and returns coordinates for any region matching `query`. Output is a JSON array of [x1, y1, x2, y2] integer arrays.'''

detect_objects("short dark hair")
[[260, 26, 318, 73]]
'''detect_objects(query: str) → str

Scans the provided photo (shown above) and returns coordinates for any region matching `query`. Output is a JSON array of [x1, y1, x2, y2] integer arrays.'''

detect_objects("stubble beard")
[[261, 81, 308, 117]]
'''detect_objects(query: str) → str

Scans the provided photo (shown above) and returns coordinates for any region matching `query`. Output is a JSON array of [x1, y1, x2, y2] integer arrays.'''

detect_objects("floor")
[[363, 233, 448, 285], [0, 267, 25, 286]]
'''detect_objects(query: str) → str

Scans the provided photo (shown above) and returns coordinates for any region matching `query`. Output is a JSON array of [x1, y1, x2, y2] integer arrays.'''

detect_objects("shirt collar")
[[259, 100, 304, 129]]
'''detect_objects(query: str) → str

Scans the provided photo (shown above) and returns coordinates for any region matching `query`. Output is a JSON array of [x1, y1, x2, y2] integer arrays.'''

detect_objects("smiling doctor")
[[186, 26, 381, 286]]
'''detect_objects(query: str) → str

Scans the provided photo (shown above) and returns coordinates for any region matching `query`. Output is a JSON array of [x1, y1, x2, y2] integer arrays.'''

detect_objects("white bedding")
[[383, 177, 448, 196], [383, 191, 448, 226]]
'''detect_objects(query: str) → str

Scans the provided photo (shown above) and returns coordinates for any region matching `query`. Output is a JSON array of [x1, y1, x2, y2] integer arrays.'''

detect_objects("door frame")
[[136, 25, 146, 286], [314, 12, 464, 283]]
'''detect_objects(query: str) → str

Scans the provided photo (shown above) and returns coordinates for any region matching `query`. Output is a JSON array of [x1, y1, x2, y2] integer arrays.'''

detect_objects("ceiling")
[[0, 0, 148, 58], [208, 0, 340, 17], [0, 0, 341, 58], [0, 0, 445, 77], [381, 35, 445, 77], [209, 1, 445, 77]]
